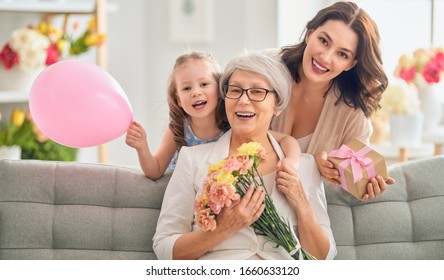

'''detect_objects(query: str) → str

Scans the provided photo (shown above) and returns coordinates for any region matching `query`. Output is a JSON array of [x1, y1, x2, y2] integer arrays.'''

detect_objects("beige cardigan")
[[271, 87, 372, 155]]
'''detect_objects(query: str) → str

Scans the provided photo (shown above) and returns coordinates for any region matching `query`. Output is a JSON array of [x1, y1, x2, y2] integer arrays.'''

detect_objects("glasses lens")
[[225, 85, 243, 99], [248, 88, 267, 101]]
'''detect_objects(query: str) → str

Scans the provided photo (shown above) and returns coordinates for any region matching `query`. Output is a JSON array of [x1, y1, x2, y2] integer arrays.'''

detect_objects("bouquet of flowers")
[[194, 142, 315, 260], [0, 17, 106, 71], [394, 47, 444, 84]]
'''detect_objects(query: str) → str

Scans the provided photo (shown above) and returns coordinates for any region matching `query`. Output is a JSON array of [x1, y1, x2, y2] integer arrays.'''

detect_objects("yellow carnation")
[[237, 142, 262, 156], [208, 159, 226, 173], [215, 169, 235, 185]]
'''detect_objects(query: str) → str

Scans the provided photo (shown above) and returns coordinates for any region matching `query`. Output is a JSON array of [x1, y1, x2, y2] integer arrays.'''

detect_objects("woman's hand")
[[125, 121, 148, 151], [314, 151, 341, 186], [315, 151, 396, 201], [275, 161, 310, 213], [216, 184, 265, 235], [361, 176, 396, 201]]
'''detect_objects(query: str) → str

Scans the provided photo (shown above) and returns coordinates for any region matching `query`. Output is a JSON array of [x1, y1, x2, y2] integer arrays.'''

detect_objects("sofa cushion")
[[325, 156, 444, 259], [0, 159, 168, 260]]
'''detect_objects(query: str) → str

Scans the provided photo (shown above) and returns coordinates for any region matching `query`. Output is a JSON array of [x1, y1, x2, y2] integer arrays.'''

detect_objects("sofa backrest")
[[0, 159, 168, 260], [325, 155, 444, 259]]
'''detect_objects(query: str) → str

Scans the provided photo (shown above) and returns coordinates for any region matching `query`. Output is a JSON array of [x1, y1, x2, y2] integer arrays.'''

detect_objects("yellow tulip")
[[97, 34, 107, 45], [37, 21, 49, 34], [11, 108, 26, 127], [84, 33, 98, 46], [88, 18, 97, 32], [57, 39, 66, 51]]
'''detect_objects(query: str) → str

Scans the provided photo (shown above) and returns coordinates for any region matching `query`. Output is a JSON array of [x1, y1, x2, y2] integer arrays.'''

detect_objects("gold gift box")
[[328, 138, 388, 200]]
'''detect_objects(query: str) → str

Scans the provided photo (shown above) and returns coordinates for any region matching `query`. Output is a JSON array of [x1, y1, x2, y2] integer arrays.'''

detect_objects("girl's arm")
[[270, 130, 301, 172], [125, 121, 177, 180]]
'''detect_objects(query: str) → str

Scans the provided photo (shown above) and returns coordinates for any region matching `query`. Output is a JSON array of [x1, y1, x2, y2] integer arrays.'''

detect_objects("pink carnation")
[[0, 43, 19, 69], [236, 155, 253, 175], [195, 208, 216, 232], [399, 66, 417, 83], [433, 51, 444, 70], [423, 62, 441, 83], [208, 182, 237, 214], [257, 146, 266, 160], [223, 157, 243, 173], [194, 197, 205, 213], [45, 44, 60, 66]]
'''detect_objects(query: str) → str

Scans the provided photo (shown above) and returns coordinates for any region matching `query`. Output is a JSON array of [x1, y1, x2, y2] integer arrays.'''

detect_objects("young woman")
[[270, 1, 395, 200]]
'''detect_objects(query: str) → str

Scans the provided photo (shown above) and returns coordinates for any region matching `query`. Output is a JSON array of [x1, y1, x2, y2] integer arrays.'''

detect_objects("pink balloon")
[[29, 60, 133, 148]]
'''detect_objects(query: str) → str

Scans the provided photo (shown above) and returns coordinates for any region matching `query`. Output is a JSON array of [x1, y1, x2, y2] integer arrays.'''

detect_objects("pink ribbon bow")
[[328, 144, 376, 191]]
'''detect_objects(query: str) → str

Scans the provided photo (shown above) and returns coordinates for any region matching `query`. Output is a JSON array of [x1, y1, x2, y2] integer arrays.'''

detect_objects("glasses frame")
[[223, 85, 276, 102]]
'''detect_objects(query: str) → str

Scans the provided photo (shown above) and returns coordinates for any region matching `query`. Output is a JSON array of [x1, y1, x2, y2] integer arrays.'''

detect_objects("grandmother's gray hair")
[[219, 50, 292, 112]]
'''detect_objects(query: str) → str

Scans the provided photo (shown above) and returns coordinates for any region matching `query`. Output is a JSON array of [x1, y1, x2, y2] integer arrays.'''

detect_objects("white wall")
[[4, 0, 441, 166], [105, 0, 278, 167]]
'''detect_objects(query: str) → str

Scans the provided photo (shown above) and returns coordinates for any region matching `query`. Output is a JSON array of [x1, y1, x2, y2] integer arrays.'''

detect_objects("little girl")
[[126, 51, 300, 180]]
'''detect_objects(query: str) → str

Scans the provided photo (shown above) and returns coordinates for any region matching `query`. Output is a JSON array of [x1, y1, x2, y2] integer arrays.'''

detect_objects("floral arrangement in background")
[[394, 47, 444, 84], [380, 79, 421, 115], [194, 142, 315, 260], [0, 17, 106, 71], [0, 108, 35, 148]]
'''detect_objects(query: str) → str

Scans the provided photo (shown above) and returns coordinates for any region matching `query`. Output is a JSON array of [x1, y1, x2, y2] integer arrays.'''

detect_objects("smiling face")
[[302, 19, 358, 84], [225, 69, 277, 141], [174, 59, 219, 121]]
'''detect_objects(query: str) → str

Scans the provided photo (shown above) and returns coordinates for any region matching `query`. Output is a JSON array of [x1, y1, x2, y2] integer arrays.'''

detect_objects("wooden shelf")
[[0, 91, 28, 103], [0, 1, 117, 14]]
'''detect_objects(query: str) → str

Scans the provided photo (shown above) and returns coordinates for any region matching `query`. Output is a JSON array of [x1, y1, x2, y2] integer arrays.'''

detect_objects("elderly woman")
[[153, 51, 336, 260]]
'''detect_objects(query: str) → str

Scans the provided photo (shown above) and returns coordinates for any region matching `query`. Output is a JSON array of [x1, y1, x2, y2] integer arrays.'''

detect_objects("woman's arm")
[[125, 122, 177, 180], [173, 184, 265, 259], [269, 130, 301, 172]]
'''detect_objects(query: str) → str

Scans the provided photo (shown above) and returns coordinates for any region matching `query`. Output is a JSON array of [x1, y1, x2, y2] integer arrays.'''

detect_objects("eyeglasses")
[[223, 85, 276, 102]]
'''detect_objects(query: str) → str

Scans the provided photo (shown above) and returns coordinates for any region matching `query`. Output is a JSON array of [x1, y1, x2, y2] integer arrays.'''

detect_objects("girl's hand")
[[277, 157, 299, 175], [362, 176, 396, 201], [125, 121, 147, 151], [315, 151, 341, 186]]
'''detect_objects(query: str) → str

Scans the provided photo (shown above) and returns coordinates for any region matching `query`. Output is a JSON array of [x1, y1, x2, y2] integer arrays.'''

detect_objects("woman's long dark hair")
[[281, 1, 387, 117]]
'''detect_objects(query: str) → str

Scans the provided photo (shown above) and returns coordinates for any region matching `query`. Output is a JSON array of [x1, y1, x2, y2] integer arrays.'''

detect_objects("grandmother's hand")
[[314, 151, 341, 186], [275, 162, 310, 212], [215, 184, 265, 235]]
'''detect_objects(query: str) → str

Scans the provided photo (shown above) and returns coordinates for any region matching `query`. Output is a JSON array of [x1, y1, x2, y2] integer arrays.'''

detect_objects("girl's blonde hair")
[[167, 51, 228, 147]]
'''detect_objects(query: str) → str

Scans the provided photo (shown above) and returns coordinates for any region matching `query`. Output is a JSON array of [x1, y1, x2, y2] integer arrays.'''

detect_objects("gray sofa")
[[1, 156, 443, 260]]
